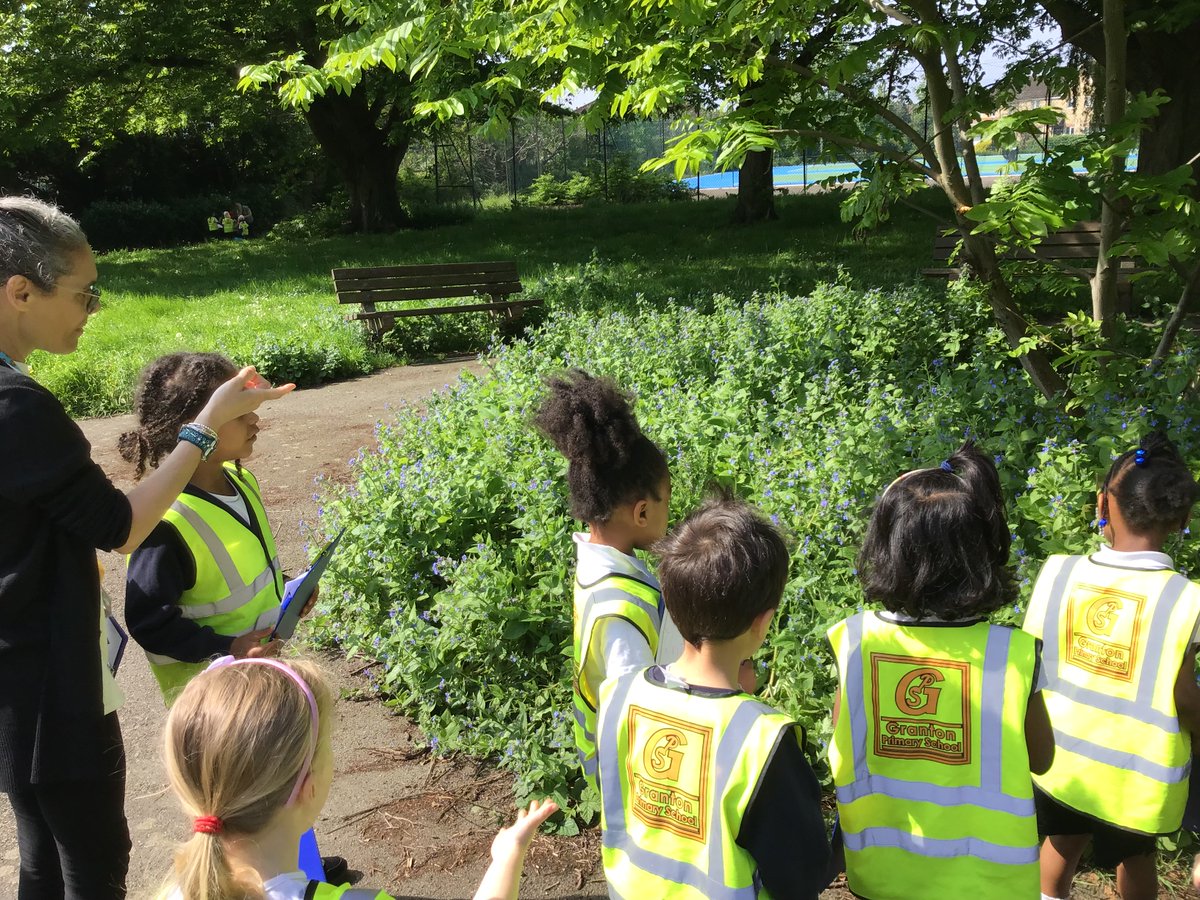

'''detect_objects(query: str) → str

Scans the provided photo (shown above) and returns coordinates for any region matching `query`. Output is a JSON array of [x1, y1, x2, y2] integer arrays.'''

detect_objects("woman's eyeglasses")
[[77, 284, 101, 314]]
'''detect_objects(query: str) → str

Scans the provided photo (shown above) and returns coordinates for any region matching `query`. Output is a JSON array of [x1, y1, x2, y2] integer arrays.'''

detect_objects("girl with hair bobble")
[[161, 656, 558, 900], [828, 442, 1054, 900], [1024, 431, 1200, 900], [533, 369, 685, 790], [119, 352, 313, 707]]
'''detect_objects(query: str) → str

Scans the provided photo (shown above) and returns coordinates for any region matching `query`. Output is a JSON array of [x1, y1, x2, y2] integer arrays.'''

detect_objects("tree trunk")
[[962, 231, 1071, 398], [731, 149, 777, 223], [1131, 42, 1200, 185], [1041, 0, 1200, 187], [302, 89, 410, 233], [1091, 0, 1127, 337], [1152, 263, 1200, 364], [915, 45, 1071, 400]]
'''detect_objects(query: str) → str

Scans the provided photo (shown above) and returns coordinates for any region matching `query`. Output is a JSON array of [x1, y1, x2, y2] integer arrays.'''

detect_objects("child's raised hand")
[[490, 798, 558, 862], [473, 799, 559, 900], [198, 366, 294, 429]]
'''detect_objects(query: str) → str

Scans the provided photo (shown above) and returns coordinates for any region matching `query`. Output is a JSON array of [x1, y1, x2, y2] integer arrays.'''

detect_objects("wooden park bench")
[[333, 260, 541, 340], [922, 221, 1139, 311]]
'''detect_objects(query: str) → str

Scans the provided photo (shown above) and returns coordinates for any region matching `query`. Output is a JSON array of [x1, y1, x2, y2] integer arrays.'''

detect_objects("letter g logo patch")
[[895, 667, 945, 716], [643, 728, 687, 781], [1086, 597, 1121, 636]]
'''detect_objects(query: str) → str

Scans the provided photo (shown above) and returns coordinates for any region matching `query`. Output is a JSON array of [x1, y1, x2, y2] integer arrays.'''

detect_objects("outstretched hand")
[[473, 798, 559, 900], [738, 658, 757, 694], [490, 799, 559, 863], [198, 366, 294, 429]]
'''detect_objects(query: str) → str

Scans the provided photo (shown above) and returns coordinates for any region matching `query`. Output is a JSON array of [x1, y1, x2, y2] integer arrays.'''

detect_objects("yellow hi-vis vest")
[[597, 669, 794, 900], [1023, 553, 1200, 834], [207, 216, 219, 232], [829, 612, 1040, 900], [222, 215, 234, 233], [144, 464, 284, 704], [573, 572, 663, 788]]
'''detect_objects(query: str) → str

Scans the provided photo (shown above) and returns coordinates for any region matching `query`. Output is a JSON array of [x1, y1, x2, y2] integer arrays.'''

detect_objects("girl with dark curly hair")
[[532, 369, 678, 790], [118, 352, 318, 707]]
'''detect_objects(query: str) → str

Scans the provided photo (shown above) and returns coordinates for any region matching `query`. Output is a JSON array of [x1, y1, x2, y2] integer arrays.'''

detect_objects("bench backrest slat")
[[332, 260, 517, 281], [336, 271, 521, 293], [930, 222, 1122, 263], [338, 283, 524, 305]]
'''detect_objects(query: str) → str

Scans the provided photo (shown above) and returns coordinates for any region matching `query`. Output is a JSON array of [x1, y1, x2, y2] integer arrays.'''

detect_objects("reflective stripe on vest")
[[841, 828, 1038, 866], [830, 612, 1039, 899], [573, 575, 663, 789], [145, 465, 284, 703], [169, 501, 280, 618], [598, 669, 790, 900], [307, 882, 392, 899], [1029, 554, 1200, 833], [143, 606, 277, 666]]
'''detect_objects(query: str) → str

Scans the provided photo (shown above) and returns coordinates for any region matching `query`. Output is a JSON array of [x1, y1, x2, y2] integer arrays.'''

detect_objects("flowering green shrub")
[[309, 277, 1200, 825]]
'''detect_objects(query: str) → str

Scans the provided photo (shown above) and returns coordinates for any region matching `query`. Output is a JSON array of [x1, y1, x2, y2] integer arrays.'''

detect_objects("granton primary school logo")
[[871, 654, 971, 765], [627, 707, 712, 842], [1066, 584, 1145, 682]]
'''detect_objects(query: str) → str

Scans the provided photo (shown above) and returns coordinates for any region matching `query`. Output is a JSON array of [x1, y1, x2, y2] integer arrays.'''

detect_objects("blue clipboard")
[[271, 527, 346, 640]]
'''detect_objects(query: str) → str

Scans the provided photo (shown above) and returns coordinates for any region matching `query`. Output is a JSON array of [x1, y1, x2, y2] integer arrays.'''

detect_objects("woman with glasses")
[[0, 196, 294, 900]]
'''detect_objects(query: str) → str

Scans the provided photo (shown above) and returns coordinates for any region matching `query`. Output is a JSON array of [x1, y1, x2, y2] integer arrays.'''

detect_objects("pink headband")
[[204, 656, 319, 807]]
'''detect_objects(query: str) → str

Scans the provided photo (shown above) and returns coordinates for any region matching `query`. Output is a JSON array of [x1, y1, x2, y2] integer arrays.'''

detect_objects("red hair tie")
[[193, 815, 224, 835]]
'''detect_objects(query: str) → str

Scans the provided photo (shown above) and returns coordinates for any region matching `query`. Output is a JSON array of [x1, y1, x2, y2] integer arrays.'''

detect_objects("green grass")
[[33, 192, 941, 417]]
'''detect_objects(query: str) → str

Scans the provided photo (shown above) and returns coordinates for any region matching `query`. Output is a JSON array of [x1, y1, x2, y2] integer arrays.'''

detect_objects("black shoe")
[[322, 855, 350, 885]]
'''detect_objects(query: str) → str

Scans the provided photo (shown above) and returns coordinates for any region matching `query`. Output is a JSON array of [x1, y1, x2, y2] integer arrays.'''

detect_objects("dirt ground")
[[0, 359, 1181, 899]]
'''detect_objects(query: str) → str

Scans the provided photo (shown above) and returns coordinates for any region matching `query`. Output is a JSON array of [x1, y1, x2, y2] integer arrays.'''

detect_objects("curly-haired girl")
[[118, 352, 313, 706], [533, 369, 679, 789]]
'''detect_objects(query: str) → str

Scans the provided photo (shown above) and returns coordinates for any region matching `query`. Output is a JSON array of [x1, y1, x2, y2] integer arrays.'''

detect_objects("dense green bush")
[[310, 277, 1200, 823], [521, 157, 688, 207]]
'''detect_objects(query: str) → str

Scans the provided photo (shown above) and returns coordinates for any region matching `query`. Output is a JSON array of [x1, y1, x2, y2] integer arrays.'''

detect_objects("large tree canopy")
[[300, 0, 1192, 401], [0, 0, 459, 230]]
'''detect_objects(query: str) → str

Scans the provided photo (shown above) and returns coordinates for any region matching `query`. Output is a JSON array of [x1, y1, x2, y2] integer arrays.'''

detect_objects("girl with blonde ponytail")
[[161, 656, 557, 900]]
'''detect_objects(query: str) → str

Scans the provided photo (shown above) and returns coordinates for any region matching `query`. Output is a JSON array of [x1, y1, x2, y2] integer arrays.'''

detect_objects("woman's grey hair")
[[0, 196, 89, 292]]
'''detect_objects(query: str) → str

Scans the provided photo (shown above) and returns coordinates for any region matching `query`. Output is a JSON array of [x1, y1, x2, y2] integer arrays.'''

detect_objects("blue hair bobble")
[[1134, 448, 1148, 467], [940, 460, 953, 473]]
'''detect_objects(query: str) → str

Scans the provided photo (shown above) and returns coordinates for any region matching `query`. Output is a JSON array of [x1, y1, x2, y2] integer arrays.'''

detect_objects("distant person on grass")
[[207, 214, 220, 240], [0, 195, 291, 899], [1025, 431, 1200, 900], [596, 494, 831, 898], [830, 443, 1053, 900], [222, 211, 235, 239], [159, 656, 557, 900], [532, 369, 685, 792]]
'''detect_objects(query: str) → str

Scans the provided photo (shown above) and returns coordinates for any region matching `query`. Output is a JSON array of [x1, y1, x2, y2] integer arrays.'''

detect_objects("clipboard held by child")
[[272, 527, 347, 640]]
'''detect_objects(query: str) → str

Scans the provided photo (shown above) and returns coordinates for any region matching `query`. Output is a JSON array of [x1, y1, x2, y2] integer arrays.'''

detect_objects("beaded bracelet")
[[178, 422, 219, 461]]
